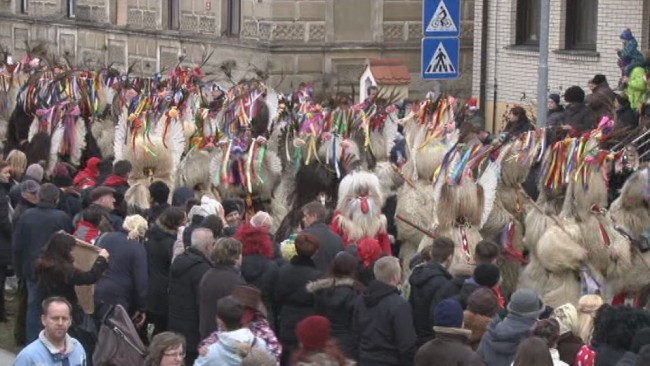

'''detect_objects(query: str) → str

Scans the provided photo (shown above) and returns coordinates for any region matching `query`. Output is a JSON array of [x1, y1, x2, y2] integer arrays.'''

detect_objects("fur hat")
[[222, 199, 241, 216], [25, 163, 44, 183], [553, 303, 579, 335], [467, 287, 500, 317], [295, 233, 320, 258], [473, 263, 500, 288], [589, 74, 607, 86], [564, 86, 586, 104], [434, 299, 464, 328], [296, 316, 331, 350], [508, 289, 545, 319], [88, 186, 116, 203], [231, 285, 268, 317], [620, 28, 634, 41]]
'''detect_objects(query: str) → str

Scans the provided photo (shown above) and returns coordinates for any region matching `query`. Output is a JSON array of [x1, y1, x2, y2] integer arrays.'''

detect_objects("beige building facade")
[[472, 0, 650, 132], [0, 0, 476, 99]]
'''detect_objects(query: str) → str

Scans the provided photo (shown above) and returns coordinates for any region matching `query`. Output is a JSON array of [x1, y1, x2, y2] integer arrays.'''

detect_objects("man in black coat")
[[353, 256, 417, 366], [564, 86, 599, 136], [12, 183, 74, 342], [168, 227, 215, 365], [301, 201, 344, 272], [408, 237, 454, 346]]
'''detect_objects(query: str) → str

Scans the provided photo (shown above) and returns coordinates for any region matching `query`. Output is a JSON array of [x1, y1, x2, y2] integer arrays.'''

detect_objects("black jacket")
[[11, 197, 35, 230], [144, 223, 176, 315], [57, 190, 82, 220], [415, 327, 484, 366], [452, 278, 482, 310], [307, 277, 362, 360], [503, 118, 534, 138], [241, 253, 279, 318], [197, 263, 245, 340], [0, 182, 12, 265], [435, 274, 469, 306], [275, 255, 321, 347], [94, 232, 148, 313], [353, 280, 417, 366], [408, 262, 452, 346], [547, 107, 566, 127], [12, 202, 74, 280], [616, 105, 638, 130], [565, 103, 599, 135], [168, 247, 213, 352], [303, 222, 345, 273]]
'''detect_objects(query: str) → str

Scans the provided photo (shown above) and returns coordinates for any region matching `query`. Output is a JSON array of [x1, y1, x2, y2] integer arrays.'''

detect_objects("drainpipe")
[[490, 0, 499, 132], [479, 0, 489, 129], [536, 0, 550, 127]]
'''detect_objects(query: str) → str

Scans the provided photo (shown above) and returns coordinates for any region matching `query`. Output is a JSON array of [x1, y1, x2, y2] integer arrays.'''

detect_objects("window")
[[515, 0, 540, 46], [20, 0, 28, 14], [169, 0, 179, 30], [111, 0, 127, 26], [565, 0, 598, 50], [68, 0, 76, 18], [227, 0, 241, 36]]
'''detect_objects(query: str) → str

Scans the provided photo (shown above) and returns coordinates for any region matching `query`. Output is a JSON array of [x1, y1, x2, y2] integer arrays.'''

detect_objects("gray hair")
[[373, 256, 401, 284], [191, 228, 215, 254], [38, 183, 60, 205], [211, 237, 243, 265]]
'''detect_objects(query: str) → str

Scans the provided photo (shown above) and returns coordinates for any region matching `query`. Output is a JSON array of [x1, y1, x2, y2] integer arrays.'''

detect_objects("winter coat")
[[303, 222, 345, 273], [57, 190, 82, 220], [307, 277, 362, 359], [295, 352, 356, 366], [477, 314, 537, 366], [615, 105, 638, 130], [436, 274, 470, 305], [198, 263, 245, 340], [11, 196, 36, 229], [453, 278, 481, 310], [14, 331, 87, 366], [275, 255, 321, 347], [415, 326, 485, 366], [408, 261, 452, 346], [12, 202, 74, 280], [167, 246, 213, 353], [0, 182, 12, 265], [241, 253, 279, 320], [586, 84, 615, 119], [615, 351, 638, 366], [353, 280, 417, 366], [564, 103, 599, 135], [503, 117, 534, 138], [557, 331, 583, 365], [147, 203, 170, 226], [194, 328, 267, 366], [626, 66, 647, 110], [94, 231, 148, 313], [464, 311, 493, 350], [595, 344, 626, 366], [144, 223, 176, 316], [548, 107, 566, 127]]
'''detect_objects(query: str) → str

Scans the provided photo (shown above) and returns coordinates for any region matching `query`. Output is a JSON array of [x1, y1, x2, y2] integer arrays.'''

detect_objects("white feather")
[[70, 118, 87, 166], [164, 119, 187, 184], [209, 148, 225, 186], [28, 117, 40, 142], [113, 108, 128, 161], [49, 124, 63, 174], [265, 88, 279, 131], [479, 161, 500, 228]]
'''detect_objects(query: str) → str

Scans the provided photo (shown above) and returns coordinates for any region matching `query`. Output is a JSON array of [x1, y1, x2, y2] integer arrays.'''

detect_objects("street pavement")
[[0, 348, 16, 364]]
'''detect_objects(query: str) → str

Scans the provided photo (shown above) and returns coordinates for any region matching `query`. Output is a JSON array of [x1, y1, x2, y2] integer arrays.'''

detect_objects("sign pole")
[[536, 0, 550, 127]]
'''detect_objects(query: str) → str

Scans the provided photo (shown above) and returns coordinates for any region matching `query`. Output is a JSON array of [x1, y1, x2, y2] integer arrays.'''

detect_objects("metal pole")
[[536, 0, 550, 127]]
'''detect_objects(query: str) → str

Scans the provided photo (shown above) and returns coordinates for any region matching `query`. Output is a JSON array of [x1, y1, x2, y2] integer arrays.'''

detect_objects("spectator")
[[552, 303, 584, 365], [292, 315, 354, 366], [73, 205, 109, 244], [617, 28, 645, 78], [10, 163, 44, 207], [564, 86, 599, 136], [195, 296, 271, 366], [222, 199, 243, 234], [615, 327, 650, 366], [548, 94, 566, 126], [415, 299, 484, 366], [531, 318, 569, 366], [513, 337, 554, 366], [13, 297, 87, 366], [86, 186, 123, 231], [168, 227, 215, 364], [614, 93, 638, 130], [145, 206, 186, 335], [503, 106, 534, 138], [625, 50, 649, 110], [148, 181, 171, 225], [11, 180, 39, 226], [276, 232, 322, 364], [589, 306, 650, 366], [464, 287, 500, 350], [347, 237, 384, 286], [103, 160, 132, 218], [478, 288, 545, 366], [0, 161, 11, 322], [51, 163, 82, 219], [171, 186, 195, 208], [577, 294, 604, 344], [408, 236, 454, 346], [35, 232, 109, 356], [5, 149, 27, 185], [12, 183, 74, 342], [94, 215, 149, 327], [198, 236, 245, 340], [73, 157, 100, 190], [93, 158, 115, 188], [586, 74, 615, 120], [353, 256, 417, 366], [301, 201, 344, 272], [307, 252, 364, 359], [145, 331, 186, 366], [452, 263, 501, 310]]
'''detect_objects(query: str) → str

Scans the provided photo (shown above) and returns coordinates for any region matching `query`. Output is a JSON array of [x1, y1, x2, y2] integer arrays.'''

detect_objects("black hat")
[[548, 93, 561, 106], [564, 86, 585, 104], [589, 74, 607, 86], [88, 186, 116, 203], [473, 263, 501, 288], [222, 199, 241, 216]]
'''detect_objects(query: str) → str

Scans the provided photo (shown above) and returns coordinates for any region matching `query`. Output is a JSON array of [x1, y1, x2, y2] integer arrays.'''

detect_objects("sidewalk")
[[0, 348, 16, 364]]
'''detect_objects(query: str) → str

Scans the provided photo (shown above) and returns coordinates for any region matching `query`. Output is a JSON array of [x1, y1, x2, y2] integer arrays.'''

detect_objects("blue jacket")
[[94, 231, 148, 312], [14, 331, 86, 366], [477, 313, 537, 366], [12, 202, 74, 280]]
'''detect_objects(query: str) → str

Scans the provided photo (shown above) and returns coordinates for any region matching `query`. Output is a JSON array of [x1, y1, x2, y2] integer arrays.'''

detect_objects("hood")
[[362, 280, 398, 308], [103, 174, 128, 188], [408, 262, 451, 287], [241, 254, 269, 282], [215, 328, 256, 363], [148, 222, 177, 241], [307, 278, 358, 308], [172, 186, 195, 207], [482, 314, 536, 354], [170, 247, 210, 277]]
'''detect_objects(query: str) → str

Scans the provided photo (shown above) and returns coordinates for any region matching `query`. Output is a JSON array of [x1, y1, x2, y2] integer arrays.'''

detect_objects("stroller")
[[93, 304, 147, 366]]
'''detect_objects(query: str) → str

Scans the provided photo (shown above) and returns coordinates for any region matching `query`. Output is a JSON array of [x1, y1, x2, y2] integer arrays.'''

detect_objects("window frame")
[[20, 0, 28, 14], [169, 0, 180, 30], [227, 0, 241, 36], [67, 0, 76, 18], [565, 0, 598, 51], [515, 0, 540, 47]]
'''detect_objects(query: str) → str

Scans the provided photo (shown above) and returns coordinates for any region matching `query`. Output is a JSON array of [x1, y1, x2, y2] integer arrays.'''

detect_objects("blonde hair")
[[5, 150, 27, 179], [577, 294, 604, 344], [373, 256, 401, 284], [553, 303, 579, 336], [123, 215, 148, 240]]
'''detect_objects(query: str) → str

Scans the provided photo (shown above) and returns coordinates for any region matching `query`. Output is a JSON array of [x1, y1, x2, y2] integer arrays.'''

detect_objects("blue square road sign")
[[423, 0, 461, 37], [421, 37, 460, 80]]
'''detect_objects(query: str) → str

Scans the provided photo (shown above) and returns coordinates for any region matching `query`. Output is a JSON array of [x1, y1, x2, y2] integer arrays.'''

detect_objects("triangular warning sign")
[[425, 42, 456, 74], [426, 0, 458, 33]]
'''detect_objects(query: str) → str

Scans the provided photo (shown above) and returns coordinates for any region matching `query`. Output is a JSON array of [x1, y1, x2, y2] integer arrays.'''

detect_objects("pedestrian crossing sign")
[[421, 37, 460, 79], [423, 0, 461, 37]]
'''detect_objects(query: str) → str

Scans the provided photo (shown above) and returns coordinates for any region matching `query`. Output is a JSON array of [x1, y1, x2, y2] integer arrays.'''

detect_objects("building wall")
[[0, 0, 476, 99], [472, 0, 650, 132]]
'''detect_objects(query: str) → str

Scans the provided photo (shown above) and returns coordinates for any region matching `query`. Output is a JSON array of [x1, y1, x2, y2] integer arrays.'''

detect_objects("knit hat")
[[620, 28, 634, 41], [473, 263, 500, 288], [296, 316, 331, 350], [250, 211, 272, 229], [25, 164, 44, 183], [295, 233, 320, 258], [553, 303, 579, 335], [200, 196, 223, 216], [20, 180, 40, 194], [231, 285, 268, 317], [564, 86, 586, 104], [222, 199, 241, 216], [467, 287, 500, 317], [434, 299, 464, 328], [531, 318, 560, 347], [508, 289, 545, 319], [465, 97, 479, 111], [589, 74, 607, 86], [50, 163, 73, 188], [88, 186, 116, 203], [548, 93, 561, 106], [632, 327, 650, 353]]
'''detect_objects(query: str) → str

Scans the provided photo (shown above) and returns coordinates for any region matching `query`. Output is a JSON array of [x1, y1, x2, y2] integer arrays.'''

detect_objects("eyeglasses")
[[163, 351, 185, 358]]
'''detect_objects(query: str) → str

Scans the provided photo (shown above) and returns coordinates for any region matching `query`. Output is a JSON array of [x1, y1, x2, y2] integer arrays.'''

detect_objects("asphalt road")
[[0, 348, 15, 364]]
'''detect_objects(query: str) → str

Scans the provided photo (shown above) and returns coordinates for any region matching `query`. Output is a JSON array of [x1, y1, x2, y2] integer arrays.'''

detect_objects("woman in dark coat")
[[275, 232, 322, 365], [307, 252, 364, 360], [144, 207, 186, 335], [504, 105, 535, 138], [0, 161, 14, 322]]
